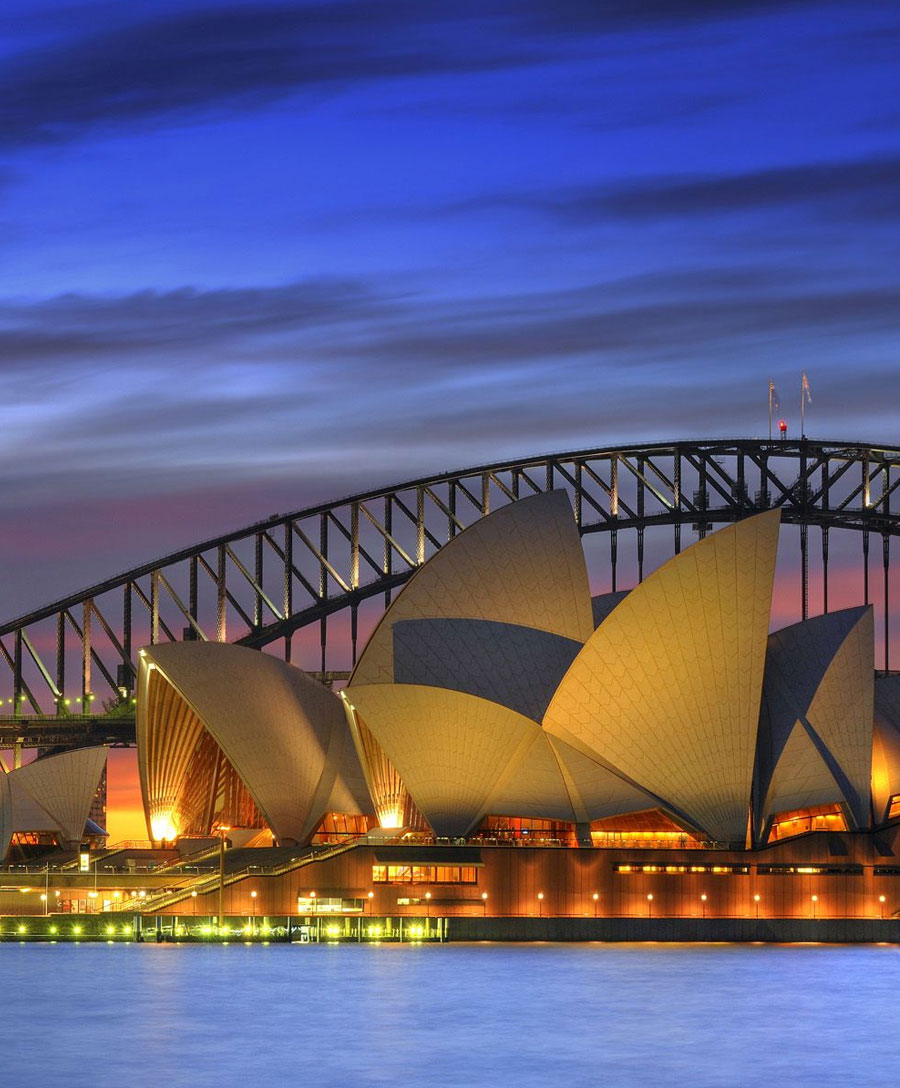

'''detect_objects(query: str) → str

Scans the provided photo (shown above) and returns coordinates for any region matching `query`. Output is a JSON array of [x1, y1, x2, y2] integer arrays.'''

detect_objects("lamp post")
[[592, 892, 599, 918], [191, 890, 198, 916], [811, 894, 818, 919], [250, 890, 257, 931], [424, 891, 431, 917], [40, 893, 47, 916], [215, 824, 231, 930], [647, 893, 653, 918], [368, 890, 374, 915], [879, 894, 886, 920], [481, 892, 488, 917], [700, 893, 707, 919], [537, 892, 544, 917], [753, 893, 760, 919]]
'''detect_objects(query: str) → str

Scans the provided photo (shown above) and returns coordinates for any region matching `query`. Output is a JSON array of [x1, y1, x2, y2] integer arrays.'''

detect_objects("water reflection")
[[2, 942, 897, 1087]]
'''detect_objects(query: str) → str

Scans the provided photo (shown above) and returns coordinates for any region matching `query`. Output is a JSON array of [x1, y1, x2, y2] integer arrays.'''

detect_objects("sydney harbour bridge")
[[2, 437, 899, 754]]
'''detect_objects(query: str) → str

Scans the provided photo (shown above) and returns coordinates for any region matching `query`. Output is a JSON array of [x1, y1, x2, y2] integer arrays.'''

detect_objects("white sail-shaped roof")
[[8, 777, 58, 830], [392, 617, 580, 721], [138, 643, 371, 845], [351, 490, 593, 686], [543, 510, 780, 843], [484, 731, 578, 822], [756, 607, 874, 834], [346, 684, 544, 837], [548, 735, 658, 823], [483, 732, 655, 824], [8, 747, 107, 845], [761, 721, 847, 824], [803, 609, 874, 826]]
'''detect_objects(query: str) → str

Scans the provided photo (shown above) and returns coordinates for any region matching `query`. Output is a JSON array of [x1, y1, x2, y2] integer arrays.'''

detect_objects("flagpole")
[[800, 375, 805, 438], [768, 382, 773, 441]]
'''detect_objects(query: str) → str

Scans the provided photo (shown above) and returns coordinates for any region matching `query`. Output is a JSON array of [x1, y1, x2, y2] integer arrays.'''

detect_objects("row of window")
[[373, 863, 894, 885], [372, 865, 479, 884], [615, 864, 750, 874], [757, 865, 864, 876]]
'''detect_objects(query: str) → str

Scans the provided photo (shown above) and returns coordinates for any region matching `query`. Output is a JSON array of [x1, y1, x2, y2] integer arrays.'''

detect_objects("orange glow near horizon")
[[106, 749, 148, 843]]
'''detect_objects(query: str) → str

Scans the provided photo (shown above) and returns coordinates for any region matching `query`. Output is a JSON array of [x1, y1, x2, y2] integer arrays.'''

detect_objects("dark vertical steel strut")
[[383, 496, 393, 609], [610, 456, 618, 593], [217, 546, 227, 642], [283, 522, 293, 664], [254, 533, 264, 630], [821, 460, 830, 614], [821, 527, 829, 615], [863, 529, 870, 605], [883, 533, 890, 672], [56, 612, 65, 715], [884, 463, 891, 671], [674, 453, 681, 555], [799, 446, 809, 621], [319, 513, 328, 674], [637, 455, 645, 583]]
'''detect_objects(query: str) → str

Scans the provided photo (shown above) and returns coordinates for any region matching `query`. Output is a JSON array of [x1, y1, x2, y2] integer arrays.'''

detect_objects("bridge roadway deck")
[[0, 715, 135, 749]]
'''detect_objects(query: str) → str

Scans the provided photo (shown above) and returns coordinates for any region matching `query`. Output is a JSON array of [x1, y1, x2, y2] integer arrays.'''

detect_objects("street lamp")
[[879, 894, 886, 919], [424, 891, 431, 917], [753, 893, 760, 919], [368, 890, 374, 915], [40, 893, 47, 916], [537, 892, 544, 917], [647, 893, 653, 918], [811, 894, 818, 919], [592, 892, 599, 918], [214, 824, 231, 930], [250, 890, 257, 928], [481, 892, 488, 917], [191, 890, 198, 917], [700, 893, 707, 919]]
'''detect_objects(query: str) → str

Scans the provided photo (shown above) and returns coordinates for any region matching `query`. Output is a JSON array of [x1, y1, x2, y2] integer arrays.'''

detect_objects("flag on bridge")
[[801, 372, 812, 436], [768, 379, 781, 439]]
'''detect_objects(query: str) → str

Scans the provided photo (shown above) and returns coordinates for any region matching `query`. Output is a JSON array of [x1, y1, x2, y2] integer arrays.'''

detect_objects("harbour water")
[[4, 941, 897, 1087]]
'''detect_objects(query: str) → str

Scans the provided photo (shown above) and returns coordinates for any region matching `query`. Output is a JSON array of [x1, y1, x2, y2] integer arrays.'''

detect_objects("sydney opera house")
[[105, 491, 900, 924]]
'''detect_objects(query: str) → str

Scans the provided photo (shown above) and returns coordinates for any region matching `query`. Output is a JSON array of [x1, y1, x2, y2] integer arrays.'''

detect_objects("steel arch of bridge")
[[2, 437, 900, 748]]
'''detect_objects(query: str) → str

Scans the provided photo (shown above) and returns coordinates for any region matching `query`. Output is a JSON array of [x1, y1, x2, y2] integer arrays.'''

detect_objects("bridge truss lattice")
[[2, 438, 899, 749]]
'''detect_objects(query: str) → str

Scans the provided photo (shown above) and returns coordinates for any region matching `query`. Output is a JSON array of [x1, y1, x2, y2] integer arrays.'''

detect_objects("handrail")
[[122, 837, 364, 913]]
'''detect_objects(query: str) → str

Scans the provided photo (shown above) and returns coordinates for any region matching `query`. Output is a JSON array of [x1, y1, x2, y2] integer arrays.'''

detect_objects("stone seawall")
[[445, 916, 900, 942], [1, 914, 898, 943]]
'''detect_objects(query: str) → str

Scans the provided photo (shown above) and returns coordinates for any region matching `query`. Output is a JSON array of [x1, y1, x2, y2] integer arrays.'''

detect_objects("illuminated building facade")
[[131, 492, 900, 921]]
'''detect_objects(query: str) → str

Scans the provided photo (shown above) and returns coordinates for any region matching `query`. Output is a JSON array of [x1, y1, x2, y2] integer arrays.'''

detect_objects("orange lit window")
[[372, 865, 477, 884], [767, 804, 847, 842]]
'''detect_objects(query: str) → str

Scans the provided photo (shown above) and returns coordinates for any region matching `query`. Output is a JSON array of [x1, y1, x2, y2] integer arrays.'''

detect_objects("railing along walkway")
[[122, 837, 364, 913]]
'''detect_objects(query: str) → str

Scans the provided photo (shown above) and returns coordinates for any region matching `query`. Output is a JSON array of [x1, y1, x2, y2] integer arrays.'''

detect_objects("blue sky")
[[1, 0, 899, 618]]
